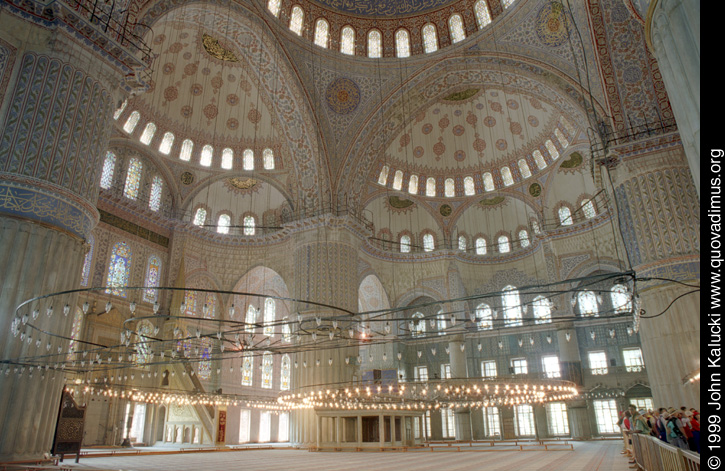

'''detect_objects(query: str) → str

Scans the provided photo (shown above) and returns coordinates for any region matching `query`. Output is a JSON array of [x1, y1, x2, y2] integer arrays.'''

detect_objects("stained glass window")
[[533, 150, 547, 169], [378, 165, 389, 185], [578, 290, 599, 317], [408, 174, 419, 194], [445, 178, 455, 197], [559, 206, 573, 226], [449, 14, 466, 43], [477, 303, 493, 330], [67, 307, 83, 361], [263, 148, 275, 169], [502, 0, 515, 8], [243, 215, 256, 236], [217, 214, 231, 234], [221, 148, 234, 170], [149, 176, 163, 212], [264, 298, 276, 336], [611, 284, 632, 314], [193, 207, 207, 226], [582, 199, 596, 219], [198, 338, 212, 379], [400, 235, 411, 253], [393, 170, 403, 190], [464, 176, 475, 195], [458, 235, 467, 252], [80, 234, 94, 286], [518, 159, 532, 179], [475, 237, 487, 255], [545, 140, 560, 160], [368, 30, 382, 58], [341, 26, 355, 55], [498, 235, 511, 253], [241, 352, 253, 386], [143, 255, 161, 303], [395, 29, 411, 58], [502, 285, 522, 326], [106, 242, 131, 297], [519, 229, 530, 248], [422, 24, 438, 53], [184, 290, 197, 316], [200, 145, 213, 167], [554, 128, 569, 148], [533, 296, 552, 324], [289, 6, 304, 36], [204, 293, 216, 318], [139, 122, 156, 145], [159, 132, 174, 155], [314, 18, 329, 48], [501, 166, 514, 186], [531, 219, 541, 234], [482, 172, 495, 191], [245, 305, 257, 333], [426, 177, 436, 196], [100, 151, 116, 189], [135, 320, 153, 365], [261, 351, 273, 389], [123, 111, 140, 133], [281, 354, 291, 390], [180, 139, 193, 161], [113, 100, 127, 120], [423, 233, 434, 252], [475, 1, 492, 28], [243, 149, 254, 170], [123, 158, 142, 200]]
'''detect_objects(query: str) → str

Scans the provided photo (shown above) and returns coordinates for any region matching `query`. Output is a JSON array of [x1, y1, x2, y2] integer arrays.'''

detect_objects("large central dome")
[[308, 0, 459, 16]]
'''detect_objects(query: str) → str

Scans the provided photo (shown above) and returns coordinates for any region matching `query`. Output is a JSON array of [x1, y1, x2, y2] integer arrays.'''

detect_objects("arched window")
[[261, 352, 273, 388], [474, 0, 492, 28], [149, 176, 163, 212], [464, 176, 475, 195], [518, 229, 530, 248], [314, 18, 329, 48], [267, 0, 281, 17], [123, 158, 142, 200], [578, 290, 599, 317], [289, 6, 304, 36], [518, 159, 532, 179], [502, 0, 515, 8], [159, 132, 175, 155], [412, 312, 425, 337], [554, 128, 569, 148], [408, 174, 419, 194], [423, 233, 434, 252], [545, 140, 560, 160], [135, 320, 154, 364], [217, 214, 231, 234], [368, 30, 382, 58], [203, 293, 216, 318], [180, 139, 193, 161], [80, 234, 94, 287], [280, 354, 291, 390], [221, 148, 234, 170], [558, 206, 573, 226], [243, 149, 254, 171], [263, 298, 276, 336], [422, 24, 438, 53], [502, 285, 522, 327], [113, 100, 127, 120], [436, 310, 447, 335], [263, 148, 275, 169], [139, 122, 156, 145], [498, 235, 511, 253], [611, 284, 632, 314], [582, 199, 596, 219], [449, 14, 466, 43], [67, 307, 84, 361], [392, 170, 403, 190], [445, 178, 455, 197], [501, 166, 514, 186], [340, 26, 355, 55], [241, 352, 253, 386], [400, 234, 411, 253], [142, 255, 161, 303], [475, 237, 487, 255], [245, 305, 257, 333], [477, 303, 493, 330], [482, 172, 495, 191], [458, 235, 467, 252], [123, 111, 140, 133], [106, 242, 132, 297], [533, 150, 547, 169], [282, 321, 292, 343], [531, 219, 541, 234], [200, 144, 213, 167], [198, 338, 212, 379], [243, 215, 256, 236], [184, 290, 197, 316], [378, 165, 389, 185], [100, 151, 116, 189], [533, 296, 552, 324], [395, 29, 411, 58], [426, 177, 436, 196], [193, 207, 207, 226]]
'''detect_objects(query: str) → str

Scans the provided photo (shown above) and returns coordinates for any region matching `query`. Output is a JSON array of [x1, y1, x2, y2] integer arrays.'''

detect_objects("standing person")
[[682, 411, 698, 452], [656, 408, 669, 443], [666, 410, 688, 449], [691, 413, 701, 454]]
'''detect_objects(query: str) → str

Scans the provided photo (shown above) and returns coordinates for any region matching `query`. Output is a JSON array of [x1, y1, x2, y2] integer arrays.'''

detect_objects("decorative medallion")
[[227, 177, 259, 190], [440, 204, 452, 217], [535, 3, 569, 48], [202, 33, 239, 62], [180, 172, 194, 185], [388, 196, 414, 209], [560, 152, 583, 169], [479, 196, 506, 207], [529, 183, 542, 197], [442, 88, 479, 102], [325, 78, 361, 115]]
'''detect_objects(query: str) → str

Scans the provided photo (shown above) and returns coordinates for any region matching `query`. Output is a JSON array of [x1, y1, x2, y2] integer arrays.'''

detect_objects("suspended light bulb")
[[357, 355, 362, 364], [202, 303, 209, 316], [417, 351, 422, 358], [397, 352, 402, 361], [120, 331, 126, 343], [228, 304, 235, 318], [332, 319, 338, 330], [590, 331, 596, 340], [518, 338, 524, 347], [315, 359, 320, 367], [571, 295, 577, 307], [626, 326, 633, 336], [609, 329, 616, 339], [477, 343, 482, 352], [384, 322, 391, 334], [329, 332, 334, 340], [445, 346, 450, 355], [82, 301, 90, 314], [546, 335, 552, 344], [565, 332, 572, 342], [297, 313, 303, 323], [522, 305, 528, 315], [460, 344, 465, 352], [21, 314, 28, 325], [529, 337, 534, 346], [216, 331, 222, 340], [311, 332, 317, 341], [369, 354, 373, 362], [315, 316, 321, 326], [153, 326, 159, 335], [294, 361, 299, 368], [429, 318, 436, 328], [345, 357, 350, 365], [409, 321, 415, 331], [328, 358, 333, 366], [32, 309, 39, 320], [105, 302, 112, 313], [450, 314, 456, 326], [596, 294, 603, 305], [153, 301, 160, 314], [63, 304, 70, 316], [46, 306, 53, 317], [348, 328, 354, 338], [195, 329, 201, 338], [431, 348, 436, 356], [383, 352, 387, 361], [173, 327, 180, 337], [180, 301, 186, 314]]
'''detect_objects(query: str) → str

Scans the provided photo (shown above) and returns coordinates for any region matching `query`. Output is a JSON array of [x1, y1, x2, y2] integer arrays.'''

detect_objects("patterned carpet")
[[63, 441, 632, 471]]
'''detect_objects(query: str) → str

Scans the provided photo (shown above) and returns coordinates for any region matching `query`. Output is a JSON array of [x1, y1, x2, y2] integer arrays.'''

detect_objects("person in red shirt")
[[690, 413, 700, 454]]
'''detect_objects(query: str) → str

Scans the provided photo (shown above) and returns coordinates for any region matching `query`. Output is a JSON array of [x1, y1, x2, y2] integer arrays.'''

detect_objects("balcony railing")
[[630, 432, 700, 471]]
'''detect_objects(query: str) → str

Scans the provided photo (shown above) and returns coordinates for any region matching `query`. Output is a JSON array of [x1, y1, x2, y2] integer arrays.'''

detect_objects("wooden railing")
[[630, 432, 700, 471]]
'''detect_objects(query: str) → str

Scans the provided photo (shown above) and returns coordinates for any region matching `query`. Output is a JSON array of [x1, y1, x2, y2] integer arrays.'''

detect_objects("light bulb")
[[460, 344, 465, 352], [397, 352, 402, 360], [82, 301, 90, 314], [477, 343, 482, 352], [32, 309, 39, 320], [431, 348, 436, 356], [153, 301, 160, 314], [46, 306, 53, 317], [229, 304, 235, 318], [105, 302, 112, 313]]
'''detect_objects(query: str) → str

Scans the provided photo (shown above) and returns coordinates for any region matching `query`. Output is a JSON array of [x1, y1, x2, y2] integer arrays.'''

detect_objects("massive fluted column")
[[289, 216, 364, 446], [0, 1, 145, 461], [448, 335, 472, 441], [608, 140, 700, 408]]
